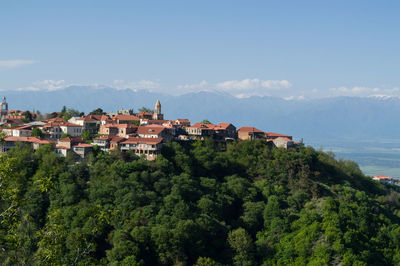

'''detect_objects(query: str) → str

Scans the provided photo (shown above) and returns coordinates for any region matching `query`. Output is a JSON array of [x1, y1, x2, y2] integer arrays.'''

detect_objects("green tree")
[[89, 108, 105, 115], [138, 107, 153, 113], [31, 128, 43, 138], [60, 133, 70, 139], [227, 228, 254, 266], [22, 111, 33, 122], [82, 131, 93, 142]]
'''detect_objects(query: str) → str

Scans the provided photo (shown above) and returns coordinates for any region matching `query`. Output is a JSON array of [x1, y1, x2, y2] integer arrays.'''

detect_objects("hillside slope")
[[1, 140, 400, 265]]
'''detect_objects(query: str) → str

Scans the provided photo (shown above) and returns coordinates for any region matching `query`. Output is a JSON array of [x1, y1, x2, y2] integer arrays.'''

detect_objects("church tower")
[[0, 97, 8, 123], [152, 99, 164, 120]]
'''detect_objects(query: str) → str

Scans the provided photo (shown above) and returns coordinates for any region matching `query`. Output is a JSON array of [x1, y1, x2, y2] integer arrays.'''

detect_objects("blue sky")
[[1, 0, 400, 98]]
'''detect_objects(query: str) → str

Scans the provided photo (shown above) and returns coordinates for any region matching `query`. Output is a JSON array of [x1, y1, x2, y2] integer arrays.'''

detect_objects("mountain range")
[[2, 86, 399, 142]]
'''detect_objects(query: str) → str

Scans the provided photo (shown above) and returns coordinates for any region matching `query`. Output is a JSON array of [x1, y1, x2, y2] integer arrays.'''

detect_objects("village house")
[[1, 136, 55, 153], [265, 132, 293, 140], [175, 119, 191, 127], [11, 125, 34, 137], [119, 137, 163, 160], [271, 137, 296, 149], [41, 121, 82, 139], [110, 136, 126, 150], [237, 127, 265, 140], [112, 114, 140, 124], [72, 143, 93, 158], [99, 123, 138, 138], [186, 123, 215, 138], [212, 123, 237, 140], [136, 112, 153, 120], [373, 175, 398, 185], [92, 135, 113, 151], [55, 136, 82, 157], [71, 115, 104, 134], [137, 125, 172, 141], [107, 109, 134, 118], [55, 137, 94, 158], [56, 136, 85, 149]]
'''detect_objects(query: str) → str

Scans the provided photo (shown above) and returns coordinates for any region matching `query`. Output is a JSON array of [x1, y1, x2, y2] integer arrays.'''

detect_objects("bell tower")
[[152, 99, 164, 120], [0, 97, 8, 123]]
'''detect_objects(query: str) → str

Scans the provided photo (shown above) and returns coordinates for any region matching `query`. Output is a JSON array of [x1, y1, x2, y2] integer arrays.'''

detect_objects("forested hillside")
[[1, 140, 400, 265]]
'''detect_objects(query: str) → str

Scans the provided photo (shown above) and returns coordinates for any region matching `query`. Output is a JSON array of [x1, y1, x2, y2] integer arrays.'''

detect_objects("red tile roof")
[[42, 122, 82, 128], [137, 126, 166, 135], [238, 127, 263, 133], [176, 119, 190, 122], [59, 136, 84, 142], [110, 136, 126, 143], [73, 143, 93, 148], [94, 135, 113, 140], [103, 123, 137, 129], [265, 132, 292, 138], [121, 137, 163, 145], [55, 146, 69, 149], [217, 123, 233, 129], [373, 175, 392, 180], [42, 117, 66, 123], [4, 136, 40, 142], [3, 136, 55, 144], [137, 112, 153, 116], [113, 115, 140, 121], [274, 137, 294, 142], [190, 123, 216, 129]]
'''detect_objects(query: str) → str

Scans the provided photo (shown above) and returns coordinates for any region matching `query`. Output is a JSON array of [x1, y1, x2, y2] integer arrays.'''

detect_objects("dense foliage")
[[1, 140, 400, 265]]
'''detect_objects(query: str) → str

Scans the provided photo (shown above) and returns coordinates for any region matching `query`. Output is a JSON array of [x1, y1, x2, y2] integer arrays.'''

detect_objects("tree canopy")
[[31, 128, 43, 138], [138, 107, 153, 113], [89, 108, 106, 115], [1, 140, 400, 265], [58, 106, 83, 121]]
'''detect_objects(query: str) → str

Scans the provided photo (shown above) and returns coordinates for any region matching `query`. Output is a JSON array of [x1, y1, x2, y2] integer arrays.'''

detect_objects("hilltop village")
[[0, 97, 297, 159]]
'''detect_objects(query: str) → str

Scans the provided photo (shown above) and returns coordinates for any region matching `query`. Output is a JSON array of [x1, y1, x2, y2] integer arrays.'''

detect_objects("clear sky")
[[1, 0, 400, 98]]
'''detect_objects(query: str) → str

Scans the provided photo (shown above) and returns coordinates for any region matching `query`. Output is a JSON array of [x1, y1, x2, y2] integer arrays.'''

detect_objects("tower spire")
[[152, 99, 164, 120]]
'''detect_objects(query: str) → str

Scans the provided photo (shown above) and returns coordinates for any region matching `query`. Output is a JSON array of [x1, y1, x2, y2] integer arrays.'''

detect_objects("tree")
[[58, 106, 82, 121], [81, 131, 93, 143], [31, 128, 43, 138], [89, 108, 105, 115], [201, 120, 211, 124], [60, 133, 70, 139], [22, 111, 33, 122], [138, 107, 153, 113], [227, 228, 254, 266]]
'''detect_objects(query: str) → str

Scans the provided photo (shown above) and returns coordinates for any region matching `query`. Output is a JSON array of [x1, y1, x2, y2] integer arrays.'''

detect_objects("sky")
[[1, 0, 400, 99]]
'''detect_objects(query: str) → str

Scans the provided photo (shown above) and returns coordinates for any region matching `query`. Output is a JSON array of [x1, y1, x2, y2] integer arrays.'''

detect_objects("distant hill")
[[2, 86, 400, 141]]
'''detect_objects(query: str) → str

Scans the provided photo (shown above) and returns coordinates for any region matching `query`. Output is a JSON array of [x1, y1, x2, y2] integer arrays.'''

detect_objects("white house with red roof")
[[119, 137, 163, 160], [186, 123, 215, 137], [137, 125, 170, 140], [175, 119, 191, 127], [41, 121, 82, 139], [72, 143, 93, 158], [1, 136, 55, 153], [271, 137, 296, 149], [373, 175, 397, 184], [265, 132, 293, 140], [70, 114, 109, 134]]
